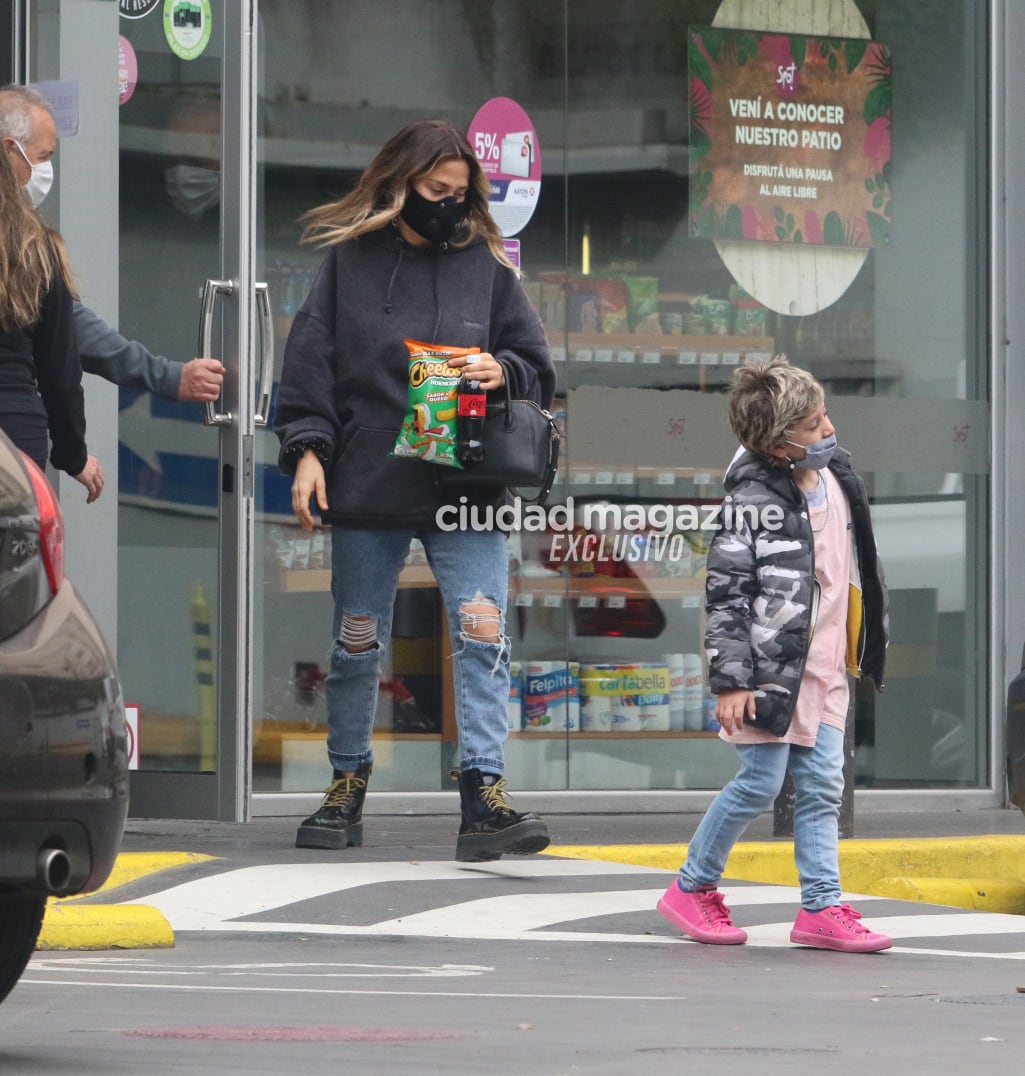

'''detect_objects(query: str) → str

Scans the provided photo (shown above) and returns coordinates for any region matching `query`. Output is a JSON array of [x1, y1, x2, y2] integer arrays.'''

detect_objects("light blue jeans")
[[325, 526, 510, 775], [679, 723, 845, 910]]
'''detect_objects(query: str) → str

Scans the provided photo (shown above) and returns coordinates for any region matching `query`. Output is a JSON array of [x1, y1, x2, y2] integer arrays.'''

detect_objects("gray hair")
[[0, 84, 55, 142], [727, 355, 825, 456]]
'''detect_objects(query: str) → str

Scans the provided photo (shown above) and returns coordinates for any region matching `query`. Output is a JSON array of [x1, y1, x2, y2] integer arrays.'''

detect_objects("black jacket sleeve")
[[32, 271, 88, 476]]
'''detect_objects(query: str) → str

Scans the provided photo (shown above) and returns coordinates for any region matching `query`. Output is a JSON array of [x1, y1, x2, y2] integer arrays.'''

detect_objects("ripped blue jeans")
[[325, 526, 510, 775]]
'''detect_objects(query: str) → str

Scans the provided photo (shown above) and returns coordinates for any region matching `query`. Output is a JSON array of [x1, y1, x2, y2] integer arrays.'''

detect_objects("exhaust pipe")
[[37, 847, 72, 894]]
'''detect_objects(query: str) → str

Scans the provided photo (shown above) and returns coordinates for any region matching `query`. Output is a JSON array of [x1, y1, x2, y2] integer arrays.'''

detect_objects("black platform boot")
[[454, 768, 550, 863], [295, 764, 372, 850]]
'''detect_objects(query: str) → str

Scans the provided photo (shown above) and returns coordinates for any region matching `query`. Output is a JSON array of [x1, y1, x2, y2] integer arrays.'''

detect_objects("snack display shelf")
[[277, 565, 706, 601], [548, 332, 775, 391], [563, 463, 727, 500], [510, 730, 717, 739], [511, 573, 705, 601], [277, 564, 437, 593], [555, 331, 775, 358]]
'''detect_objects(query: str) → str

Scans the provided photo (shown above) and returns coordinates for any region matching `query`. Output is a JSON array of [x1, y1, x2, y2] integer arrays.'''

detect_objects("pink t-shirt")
[[725, 467, 852, 748]]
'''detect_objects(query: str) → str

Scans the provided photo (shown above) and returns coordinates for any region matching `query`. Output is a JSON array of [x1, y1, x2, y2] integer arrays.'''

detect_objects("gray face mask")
[[164, 164, 220, 217], [785, 432, 837, 470]]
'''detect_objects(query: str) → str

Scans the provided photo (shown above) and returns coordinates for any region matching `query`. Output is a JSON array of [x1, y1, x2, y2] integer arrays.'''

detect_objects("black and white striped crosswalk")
[[123, 859, 1025, 959]]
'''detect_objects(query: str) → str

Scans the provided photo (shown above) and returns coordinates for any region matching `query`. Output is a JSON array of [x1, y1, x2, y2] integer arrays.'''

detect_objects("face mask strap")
[[13, 142, 54, 209]]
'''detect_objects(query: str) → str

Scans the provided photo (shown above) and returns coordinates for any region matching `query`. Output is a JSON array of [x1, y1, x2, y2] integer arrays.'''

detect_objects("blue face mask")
[[785, 432, 837, 470]]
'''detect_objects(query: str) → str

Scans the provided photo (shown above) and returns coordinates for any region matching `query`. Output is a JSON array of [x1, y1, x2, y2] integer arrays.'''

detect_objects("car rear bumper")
[[0, 580, 128, 896]]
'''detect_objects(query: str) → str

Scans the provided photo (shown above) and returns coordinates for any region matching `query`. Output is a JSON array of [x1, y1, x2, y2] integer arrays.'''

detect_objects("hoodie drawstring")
[[383, 238, 404, 314], [383, 235, 444, 343], [429, 252, 442, 343]]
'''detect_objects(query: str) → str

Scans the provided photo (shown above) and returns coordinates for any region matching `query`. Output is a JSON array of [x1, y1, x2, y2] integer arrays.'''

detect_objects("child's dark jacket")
[[704, 446, 888, 737]]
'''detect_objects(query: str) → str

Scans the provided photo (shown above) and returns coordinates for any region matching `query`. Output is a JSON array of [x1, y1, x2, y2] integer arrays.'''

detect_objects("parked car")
[[0, 430, 128, 1004]]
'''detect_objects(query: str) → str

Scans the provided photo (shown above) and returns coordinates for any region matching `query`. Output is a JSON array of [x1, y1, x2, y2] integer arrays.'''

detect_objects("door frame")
[[24, 0, 261, 821], [128, 0, 257, 821]]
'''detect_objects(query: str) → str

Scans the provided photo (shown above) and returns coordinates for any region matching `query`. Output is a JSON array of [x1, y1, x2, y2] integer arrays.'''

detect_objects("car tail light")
[[20, 453, 65, 595]]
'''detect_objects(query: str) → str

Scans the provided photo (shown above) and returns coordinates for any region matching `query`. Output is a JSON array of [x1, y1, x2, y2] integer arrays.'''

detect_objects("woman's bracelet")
[[282, 437, 333, 471]]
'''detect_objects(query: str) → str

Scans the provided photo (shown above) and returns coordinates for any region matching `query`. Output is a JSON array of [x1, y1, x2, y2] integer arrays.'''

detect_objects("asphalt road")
[[5, 836, 1025, 1075]]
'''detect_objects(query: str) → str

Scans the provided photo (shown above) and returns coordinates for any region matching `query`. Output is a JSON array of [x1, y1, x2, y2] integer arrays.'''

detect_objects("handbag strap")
[[523, 416, 560, 505]]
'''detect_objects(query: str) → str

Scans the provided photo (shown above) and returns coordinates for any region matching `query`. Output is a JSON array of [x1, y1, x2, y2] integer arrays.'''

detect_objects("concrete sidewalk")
[[37, 798, 1025, 951]]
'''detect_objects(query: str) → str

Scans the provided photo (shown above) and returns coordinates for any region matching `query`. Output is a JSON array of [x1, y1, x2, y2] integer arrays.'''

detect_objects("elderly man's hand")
[[73, 455, 104, 504], [178, 358, 226, 402]]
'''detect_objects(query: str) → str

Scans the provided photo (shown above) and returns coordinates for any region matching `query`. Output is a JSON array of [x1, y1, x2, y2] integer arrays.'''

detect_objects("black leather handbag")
[[439, 380, 561, 505]]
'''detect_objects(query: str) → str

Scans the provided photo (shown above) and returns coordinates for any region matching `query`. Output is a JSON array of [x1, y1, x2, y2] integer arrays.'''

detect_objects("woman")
[[0, 135, 102, 501], [275, 119, 554, 860]]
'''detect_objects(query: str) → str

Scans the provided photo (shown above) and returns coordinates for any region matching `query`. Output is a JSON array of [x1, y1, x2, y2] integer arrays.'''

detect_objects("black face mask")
[[400, 187, 467, 244]]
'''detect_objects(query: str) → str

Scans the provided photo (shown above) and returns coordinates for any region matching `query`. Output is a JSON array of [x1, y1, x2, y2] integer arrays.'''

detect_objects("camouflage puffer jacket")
[[704, 446, 888, 737]]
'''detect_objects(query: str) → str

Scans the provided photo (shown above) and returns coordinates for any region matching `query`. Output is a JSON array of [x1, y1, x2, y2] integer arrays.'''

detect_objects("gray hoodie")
[[274, 227, 553, 528]]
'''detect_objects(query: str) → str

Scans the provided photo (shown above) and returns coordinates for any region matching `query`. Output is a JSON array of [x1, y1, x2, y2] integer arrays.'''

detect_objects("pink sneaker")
[[790, 904, 892, 953], [657, 881, 748, 944]]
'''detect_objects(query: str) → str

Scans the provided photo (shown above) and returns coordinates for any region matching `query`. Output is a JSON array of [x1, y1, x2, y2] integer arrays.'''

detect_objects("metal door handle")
[[254, 283, 275, 428], [200, 278, 235, 427]]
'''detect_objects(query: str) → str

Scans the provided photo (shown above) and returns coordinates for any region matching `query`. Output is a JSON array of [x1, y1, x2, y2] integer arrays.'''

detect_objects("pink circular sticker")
[[468, 97, 541, 238], [118, 36, 138, 106]]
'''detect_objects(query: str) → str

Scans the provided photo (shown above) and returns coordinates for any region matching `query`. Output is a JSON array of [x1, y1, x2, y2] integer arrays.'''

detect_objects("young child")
[[657, 356, 890, 952]]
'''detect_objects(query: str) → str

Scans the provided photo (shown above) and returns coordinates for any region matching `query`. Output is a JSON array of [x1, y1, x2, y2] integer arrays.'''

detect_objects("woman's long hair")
[[300, 118, 512, 267], [0, 144, 75, 331]]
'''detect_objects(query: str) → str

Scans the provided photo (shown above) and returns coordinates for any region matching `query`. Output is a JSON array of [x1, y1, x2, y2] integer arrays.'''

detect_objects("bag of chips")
[[390, 339, 478, 467]]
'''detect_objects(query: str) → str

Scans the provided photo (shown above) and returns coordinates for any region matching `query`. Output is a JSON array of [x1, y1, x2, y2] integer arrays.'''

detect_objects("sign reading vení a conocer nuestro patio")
[[688, 27, 892, 249]]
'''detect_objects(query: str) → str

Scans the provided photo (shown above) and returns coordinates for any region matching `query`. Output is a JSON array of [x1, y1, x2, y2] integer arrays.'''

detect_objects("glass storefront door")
[[115, 0, 260, 819]]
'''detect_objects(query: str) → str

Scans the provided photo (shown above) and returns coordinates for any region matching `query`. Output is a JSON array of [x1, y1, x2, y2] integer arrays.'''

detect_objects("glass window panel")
[[250, 0, 988, 794]]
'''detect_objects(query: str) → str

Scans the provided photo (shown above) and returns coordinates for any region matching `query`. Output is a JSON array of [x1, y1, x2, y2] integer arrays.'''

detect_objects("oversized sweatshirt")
[[273, 227, 554, 529]]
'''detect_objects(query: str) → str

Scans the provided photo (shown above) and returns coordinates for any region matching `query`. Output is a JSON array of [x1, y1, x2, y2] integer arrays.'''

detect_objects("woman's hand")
[[716, 689, 756, 736], [450, 351, 505, 391], [73, 455, 104, 504], [292, 450, 328, 531]]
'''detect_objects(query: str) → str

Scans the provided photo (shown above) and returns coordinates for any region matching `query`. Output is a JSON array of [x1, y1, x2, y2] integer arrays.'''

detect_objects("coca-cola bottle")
[[457, 377, 486, 464]]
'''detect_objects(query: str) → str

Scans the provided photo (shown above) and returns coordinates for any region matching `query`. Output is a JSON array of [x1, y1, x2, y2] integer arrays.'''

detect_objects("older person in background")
[[0, 83, 225, 404]]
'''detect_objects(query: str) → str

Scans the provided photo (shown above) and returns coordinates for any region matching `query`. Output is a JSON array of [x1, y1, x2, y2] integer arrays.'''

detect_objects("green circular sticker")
[[163, 0, 212, 62]]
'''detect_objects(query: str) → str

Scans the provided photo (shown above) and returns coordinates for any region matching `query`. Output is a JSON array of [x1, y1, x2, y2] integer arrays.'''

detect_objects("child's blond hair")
[[727, 355, 824, 456]]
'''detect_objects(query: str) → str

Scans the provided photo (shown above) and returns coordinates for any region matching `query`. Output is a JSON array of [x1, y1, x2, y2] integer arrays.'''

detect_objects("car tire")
[[0, 893, 47, 1005]]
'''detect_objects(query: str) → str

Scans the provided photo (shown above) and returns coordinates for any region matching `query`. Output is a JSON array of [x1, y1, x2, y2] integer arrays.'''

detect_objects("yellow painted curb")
[[86, 851, 217, 896], [543, 835, 1025, 915], [37, 851, 218, 951], [869, 877, 1025, 916], [38, 902, 174, 951]]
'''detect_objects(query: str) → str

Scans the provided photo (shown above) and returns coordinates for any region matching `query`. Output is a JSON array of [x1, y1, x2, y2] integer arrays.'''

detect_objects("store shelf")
[[278, 565, 705, 600], [561, 463, 726, 501], [512, 730, 717, 739], [511, 573, 705, 601], [277, 564, 437, 593], [548, 332, 774, 392], [558, 332, 774, 356]]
